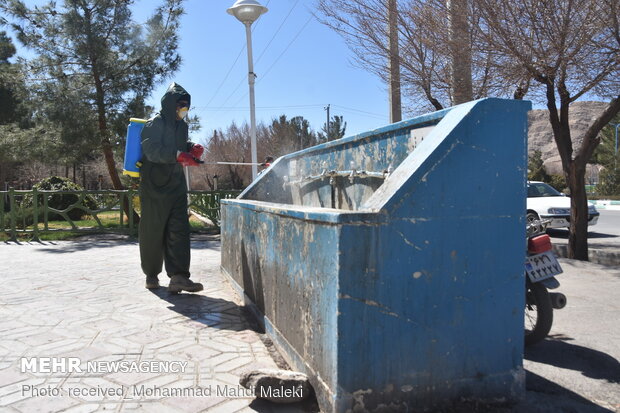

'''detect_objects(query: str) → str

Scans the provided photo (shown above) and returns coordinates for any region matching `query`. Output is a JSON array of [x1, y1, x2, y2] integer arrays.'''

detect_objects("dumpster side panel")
[[220, 202, 340, 405], [336, 98, 529, 410]]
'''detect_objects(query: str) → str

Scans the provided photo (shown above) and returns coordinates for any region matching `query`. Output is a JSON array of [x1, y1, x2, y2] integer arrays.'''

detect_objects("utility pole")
[[447, 0, 473, 105], [388, 0, 402, 123], [325, 104, 331, 140]]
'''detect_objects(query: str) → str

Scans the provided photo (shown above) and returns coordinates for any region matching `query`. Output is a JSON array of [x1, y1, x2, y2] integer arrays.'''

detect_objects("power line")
[[193, 104, 325, 111], [254, 0, 300, 65], [202, 0, 271, 109], [198, 103, 387, 124], [203, 47, 245, 108], [216, 74, 247, 110], [257, 14, 313, 85], [331, 104, 388, 119], [214, 0, 298, 110], [229, 13, 314, 109]]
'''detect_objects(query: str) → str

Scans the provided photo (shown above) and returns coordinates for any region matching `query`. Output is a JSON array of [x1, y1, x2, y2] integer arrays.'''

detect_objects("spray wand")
[[189, 156, 274, 167]]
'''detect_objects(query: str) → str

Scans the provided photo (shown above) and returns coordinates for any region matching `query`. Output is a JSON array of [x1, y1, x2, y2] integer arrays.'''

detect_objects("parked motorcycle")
[[524, 219, 567, 346]]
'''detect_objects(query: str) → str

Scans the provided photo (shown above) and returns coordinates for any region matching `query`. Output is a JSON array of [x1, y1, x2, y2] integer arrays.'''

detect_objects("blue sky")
[[134, 0, 391, 143], [7, 0, 610, 146], [6, 0, 391, 143]]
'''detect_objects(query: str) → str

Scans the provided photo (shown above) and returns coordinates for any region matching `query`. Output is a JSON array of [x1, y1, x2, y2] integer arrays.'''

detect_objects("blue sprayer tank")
[[122, 118, 147, 177]]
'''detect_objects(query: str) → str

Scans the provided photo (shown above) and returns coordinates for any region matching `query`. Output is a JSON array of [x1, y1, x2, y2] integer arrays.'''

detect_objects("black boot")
[[168, 275, 203, 293], [145, 275, 160, 289]]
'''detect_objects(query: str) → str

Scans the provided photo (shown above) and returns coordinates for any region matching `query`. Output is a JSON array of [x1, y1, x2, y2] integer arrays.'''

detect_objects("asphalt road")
[[548, 209, 620, 239], [595, 210, 620, 238], [521, 259, 620, 413]]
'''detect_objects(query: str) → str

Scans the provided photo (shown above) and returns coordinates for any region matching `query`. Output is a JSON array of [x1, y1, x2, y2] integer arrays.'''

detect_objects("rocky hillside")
[[528, 101, 609, 174]]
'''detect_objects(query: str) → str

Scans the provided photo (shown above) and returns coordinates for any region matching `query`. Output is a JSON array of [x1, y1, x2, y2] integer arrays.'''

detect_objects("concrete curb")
[[553, 244, 620, 267], [589, 200, 620, 211]]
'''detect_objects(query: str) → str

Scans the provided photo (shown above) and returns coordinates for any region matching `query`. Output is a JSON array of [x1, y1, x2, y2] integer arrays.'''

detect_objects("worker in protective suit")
[[139, 82, 204, 293]]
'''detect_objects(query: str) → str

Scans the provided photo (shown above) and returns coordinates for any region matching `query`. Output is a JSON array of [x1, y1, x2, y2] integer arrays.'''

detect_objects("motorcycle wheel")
[[525, 282, 553, 346]]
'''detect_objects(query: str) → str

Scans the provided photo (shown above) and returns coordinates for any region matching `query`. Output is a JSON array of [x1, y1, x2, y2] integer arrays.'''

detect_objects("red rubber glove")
[[177, 152, 200, 167], [189, 143, 204, 160]]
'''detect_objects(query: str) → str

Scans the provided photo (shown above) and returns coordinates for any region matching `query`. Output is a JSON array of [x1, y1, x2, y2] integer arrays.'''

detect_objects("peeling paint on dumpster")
[[221, 98, 530, 412]]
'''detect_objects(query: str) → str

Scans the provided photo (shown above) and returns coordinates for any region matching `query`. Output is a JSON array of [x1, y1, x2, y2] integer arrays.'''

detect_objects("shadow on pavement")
[[17, 234, 219, 253], [148, 288, 264, 333], [587, 232, 620, 239], [525, 337, 620, 384], [248, 398, 320, 413], [28, 239, 138, 253], [547, 228, 618, 240], [525, 370, 614, 413]]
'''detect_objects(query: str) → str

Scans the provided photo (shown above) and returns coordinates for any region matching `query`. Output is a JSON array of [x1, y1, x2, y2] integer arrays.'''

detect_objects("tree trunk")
[[549, 91, 620, 260], [567, 163, 589, 260], [83, 4, 139, 224], [423, 83, 444, 110], [93, 86, 123, 191], [568, 95, 620, 259], [94, 80, 139, 223]]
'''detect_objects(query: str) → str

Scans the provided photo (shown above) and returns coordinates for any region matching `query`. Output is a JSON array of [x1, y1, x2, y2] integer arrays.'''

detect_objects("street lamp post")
[[227, 0, 268, 181]]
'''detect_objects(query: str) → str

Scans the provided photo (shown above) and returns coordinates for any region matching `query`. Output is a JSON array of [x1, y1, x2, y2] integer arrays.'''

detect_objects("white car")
[[527, 181, 599, 228]]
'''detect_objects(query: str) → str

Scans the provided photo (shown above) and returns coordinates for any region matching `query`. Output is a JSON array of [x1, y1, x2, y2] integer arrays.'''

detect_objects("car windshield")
[[527, 182, 562, 197]]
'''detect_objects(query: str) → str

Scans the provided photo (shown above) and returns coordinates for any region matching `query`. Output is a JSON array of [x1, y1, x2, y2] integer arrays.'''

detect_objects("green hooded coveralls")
[[139, 83, 194, 279]]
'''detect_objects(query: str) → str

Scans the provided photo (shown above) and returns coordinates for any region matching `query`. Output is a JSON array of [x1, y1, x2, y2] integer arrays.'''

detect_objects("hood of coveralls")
[[160, 82, 191, 121]]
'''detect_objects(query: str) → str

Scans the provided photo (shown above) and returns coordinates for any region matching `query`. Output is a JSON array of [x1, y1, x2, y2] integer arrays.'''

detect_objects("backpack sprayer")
[[122, 118, 147, 177], [122, 118, 272, 178]]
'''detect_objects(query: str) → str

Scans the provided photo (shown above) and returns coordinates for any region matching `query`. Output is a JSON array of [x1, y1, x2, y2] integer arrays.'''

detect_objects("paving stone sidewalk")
[[0, 236, 309, 413]]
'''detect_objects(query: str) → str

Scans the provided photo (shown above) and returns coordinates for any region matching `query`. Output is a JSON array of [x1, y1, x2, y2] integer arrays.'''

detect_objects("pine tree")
[[318, 115, 347, 142], [0, 31, 20, 125], [1, 0, 184, 191], [528, 150, 550, 182], [267, 115, 318, 155], [593, 117, 620, 195]]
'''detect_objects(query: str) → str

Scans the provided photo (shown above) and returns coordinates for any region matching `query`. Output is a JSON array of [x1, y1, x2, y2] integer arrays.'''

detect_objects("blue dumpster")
[[221, 98, 531, 412]]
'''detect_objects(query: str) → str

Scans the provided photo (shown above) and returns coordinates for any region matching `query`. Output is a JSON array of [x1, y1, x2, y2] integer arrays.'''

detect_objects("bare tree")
[[203, 123, 273, 190], [204, 125, 250, 190], [476, 0, 620, 260], [316, 0, 511, 113], [202, 115, 322, 190], [317, 0, 441, 111]]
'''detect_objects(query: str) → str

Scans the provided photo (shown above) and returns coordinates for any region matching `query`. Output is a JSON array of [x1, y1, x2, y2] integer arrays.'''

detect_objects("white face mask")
[[177, 107, 189, 119]]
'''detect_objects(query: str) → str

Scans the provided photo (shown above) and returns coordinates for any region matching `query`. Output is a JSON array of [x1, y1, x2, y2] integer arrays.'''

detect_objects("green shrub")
[[30, 176, 98, 221], [589, 195, 620, 200], [528, 151, 568, 193], [2, 206, 42, 229], [597, 167, 620, 196], [548, 174, 568, 193]]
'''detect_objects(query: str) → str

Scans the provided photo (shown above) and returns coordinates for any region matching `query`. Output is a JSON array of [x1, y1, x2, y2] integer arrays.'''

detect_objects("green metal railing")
[[188, 190, 239, 226], [1, 189, 240, 242]]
